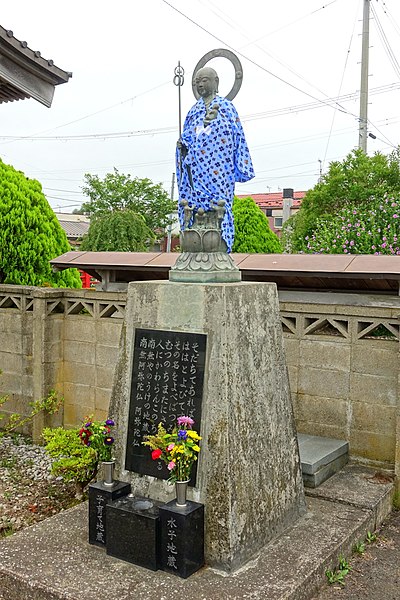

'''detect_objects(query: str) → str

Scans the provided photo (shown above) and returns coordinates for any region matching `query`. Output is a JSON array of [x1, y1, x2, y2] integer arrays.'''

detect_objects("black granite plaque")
[[106, 496, 162, 571], [159, 500, 205, 578], [125, 328, 206, 482], [88, 481, 131, 547]]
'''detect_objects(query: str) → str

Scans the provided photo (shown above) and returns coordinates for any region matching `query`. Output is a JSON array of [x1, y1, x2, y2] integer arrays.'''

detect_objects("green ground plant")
[[42, 427, 98, 497], [353, 541, 366, 555], [42, 417, 116, 497], [325, 555, 351, 586], [366, 530, 377, 544], [0, 386, 63, 438]]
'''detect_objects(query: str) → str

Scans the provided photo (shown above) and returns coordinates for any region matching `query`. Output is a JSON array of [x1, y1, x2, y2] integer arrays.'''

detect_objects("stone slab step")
[[298, 433, 349, 488]]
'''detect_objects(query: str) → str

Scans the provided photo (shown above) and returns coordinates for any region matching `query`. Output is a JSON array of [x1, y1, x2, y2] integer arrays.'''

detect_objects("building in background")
[[236, 189, 306, 236], [55, 212, 90, 248]]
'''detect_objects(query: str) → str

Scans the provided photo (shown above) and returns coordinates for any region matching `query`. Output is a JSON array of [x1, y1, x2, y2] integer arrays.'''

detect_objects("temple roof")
[[0, 25, 71, 107]]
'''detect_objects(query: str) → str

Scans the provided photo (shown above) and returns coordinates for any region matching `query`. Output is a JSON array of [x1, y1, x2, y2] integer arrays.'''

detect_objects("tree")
[[302, 195, 400, 255], [80, 169, 175, 235], [286, 148, 400, 252], [0, 159, 81, 287], [232, 196, 282, 253], [80, 209, 155, 252]]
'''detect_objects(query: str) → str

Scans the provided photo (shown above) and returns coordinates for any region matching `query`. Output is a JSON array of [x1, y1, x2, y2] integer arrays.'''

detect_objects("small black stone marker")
[[159, 500, 204, 578], [106, 496, 163, 571], [88, 481, 131, 547]]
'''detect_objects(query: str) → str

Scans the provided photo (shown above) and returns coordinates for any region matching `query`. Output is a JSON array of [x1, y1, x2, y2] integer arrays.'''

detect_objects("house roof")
[[237, 191, 305, 209], [50, 251, 400, 295], [0, 25, 71, 107], [55, 213, 90, 240], [58, 220, 90, 240]]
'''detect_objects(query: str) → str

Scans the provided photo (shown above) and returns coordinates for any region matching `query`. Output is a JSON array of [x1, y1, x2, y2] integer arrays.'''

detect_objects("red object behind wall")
[[79, 270, 93, 288]]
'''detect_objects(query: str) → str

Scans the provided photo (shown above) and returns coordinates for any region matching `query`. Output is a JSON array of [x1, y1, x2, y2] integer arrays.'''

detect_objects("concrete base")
[[109, 281, 306, 572], [0, 464, 393, 600]]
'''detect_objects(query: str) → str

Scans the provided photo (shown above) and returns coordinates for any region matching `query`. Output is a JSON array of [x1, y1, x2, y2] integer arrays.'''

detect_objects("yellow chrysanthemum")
[[187, 431, 201, 441], [192, 444, 201, 452]]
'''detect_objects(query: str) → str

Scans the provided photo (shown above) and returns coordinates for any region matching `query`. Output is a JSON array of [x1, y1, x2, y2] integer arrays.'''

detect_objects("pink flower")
[[167, 443, 175, 451], [167, 461, 176, 471], [177, 416, 194, 427]]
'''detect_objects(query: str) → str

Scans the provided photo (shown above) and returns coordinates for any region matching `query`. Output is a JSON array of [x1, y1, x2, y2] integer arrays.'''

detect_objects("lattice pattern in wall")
[[281, 311, 399, 341], [0, 292, 33, 312]]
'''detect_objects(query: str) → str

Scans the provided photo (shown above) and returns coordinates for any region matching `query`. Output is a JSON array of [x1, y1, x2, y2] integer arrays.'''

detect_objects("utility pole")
[[358, 0, 370, 153]]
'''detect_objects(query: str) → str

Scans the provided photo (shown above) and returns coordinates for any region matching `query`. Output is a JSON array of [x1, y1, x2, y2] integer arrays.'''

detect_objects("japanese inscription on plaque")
[[125, 328, 207, 480]]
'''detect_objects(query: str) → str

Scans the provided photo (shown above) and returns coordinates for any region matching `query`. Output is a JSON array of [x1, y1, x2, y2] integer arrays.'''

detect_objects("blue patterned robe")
[[176, 95, 254, 252]]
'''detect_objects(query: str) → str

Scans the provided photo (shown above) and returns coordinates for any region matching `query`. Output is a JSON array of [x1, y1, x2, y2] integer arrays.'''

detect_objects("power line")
[[160, 0, 358, 119], [2, 82, 399, 143]]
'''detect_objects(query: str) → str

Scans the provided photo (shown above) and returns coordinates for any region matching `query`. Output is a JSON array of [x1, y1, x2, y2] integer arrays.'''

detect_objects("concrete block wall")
[[0, 288, 34, 432], [0, 285, 399, 484], [0, 286, 124, 436], [280, 291, 400, 474]]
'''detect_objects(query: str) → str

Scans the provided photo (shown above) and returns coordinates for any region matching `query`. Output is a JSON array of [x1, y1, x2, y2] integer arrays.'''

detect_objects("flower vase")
[[175, 480, 190, 507], [102, 460, 115, 487]]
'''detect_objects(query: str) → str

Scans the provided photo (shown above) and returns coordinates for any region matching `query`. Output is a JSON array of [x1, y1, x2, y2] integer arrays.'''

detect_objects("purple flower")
[[105, 419, 115, 426], [393, 214, 399, 219], [104, 437, 114, 445], [177, 430, 188, 441], [84, 422, 92, 428]]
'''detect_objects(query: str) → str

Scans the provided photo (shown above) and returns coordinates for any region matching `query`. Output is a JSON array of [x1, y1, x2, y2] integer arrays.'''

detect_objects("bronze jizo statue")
[[176, 65, 254, 254]]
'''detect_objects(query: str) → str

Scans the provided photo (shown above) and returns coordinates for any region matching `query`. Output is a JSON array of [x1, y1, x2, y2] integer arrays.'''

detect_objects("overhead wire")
[[160, 0, 358, 119], [2, 82, 399, 143], [379, 0, 400, 39], [372, 2, 400, 80], [321, 0, 360, 169]]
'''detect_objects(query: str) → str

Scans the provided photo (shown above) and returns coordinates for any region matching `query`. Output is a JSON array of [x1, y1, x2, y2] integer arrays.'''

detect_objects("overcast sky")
[[1, 0, 400, 212]]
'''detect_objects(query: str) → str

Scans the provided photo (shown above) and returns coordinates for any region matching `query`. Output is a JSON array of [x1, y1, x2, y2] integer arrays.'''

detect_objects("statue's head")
[[194, 67, 219, 98]]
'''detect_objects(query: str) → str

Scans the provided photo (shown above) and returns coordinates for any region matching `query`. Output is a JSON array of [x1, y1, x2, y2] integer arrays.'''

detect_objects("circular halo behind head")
[[192, 49, 243, 101]]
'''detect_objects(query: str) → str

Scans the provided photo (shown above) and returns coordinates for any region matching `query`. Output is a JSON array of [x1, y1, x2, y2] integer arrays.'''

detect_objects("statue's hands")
[[204, 104, 219, 127]]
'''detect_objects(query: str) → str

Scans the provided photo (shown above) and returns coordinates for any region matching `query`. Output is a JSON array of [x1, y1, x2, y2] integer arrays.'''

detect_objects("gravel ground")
[[0, 434, 81, 537]]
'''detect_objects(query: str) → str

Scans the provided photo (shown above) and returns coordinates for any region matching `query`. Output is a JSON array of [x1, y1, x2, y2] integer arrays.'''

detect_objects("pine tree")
[[232, 196, 282, 253], [0, 159, 81, 287]]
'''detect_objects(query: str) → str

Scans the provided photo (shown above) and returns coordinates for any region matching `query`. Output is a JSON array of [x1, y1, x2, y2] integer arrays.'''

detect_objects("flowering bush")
[[79, 417, 116, 462], [142, 416, 201, 483], [304, 195, 400, 255]]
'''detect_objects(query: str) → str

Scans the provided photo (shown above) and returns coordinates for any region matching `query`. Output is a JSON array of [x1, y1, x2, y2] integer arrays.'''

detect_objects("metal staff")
[[173, 61, 184, 139]]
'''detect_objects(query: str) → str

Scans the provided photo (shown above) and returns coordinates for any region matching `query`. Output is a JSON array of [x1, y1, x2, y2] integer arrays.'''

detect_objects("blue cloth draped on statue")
[[176, 95, 254, 252]]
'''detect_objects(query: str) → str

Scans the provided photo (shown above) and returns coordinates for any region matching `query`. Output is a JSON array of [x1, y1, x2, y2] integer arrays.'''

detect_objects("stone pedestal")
[[88, 481, 131, 547], [106, 496, 162, 570], [159, 500, 204, 578], [109, 281, 306, 572]]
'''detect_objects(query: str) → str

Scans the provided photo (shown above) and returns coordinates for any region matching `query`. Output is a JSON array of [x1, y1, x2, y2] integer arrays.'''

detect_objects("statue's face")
[[195, 69, 217, 97]]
